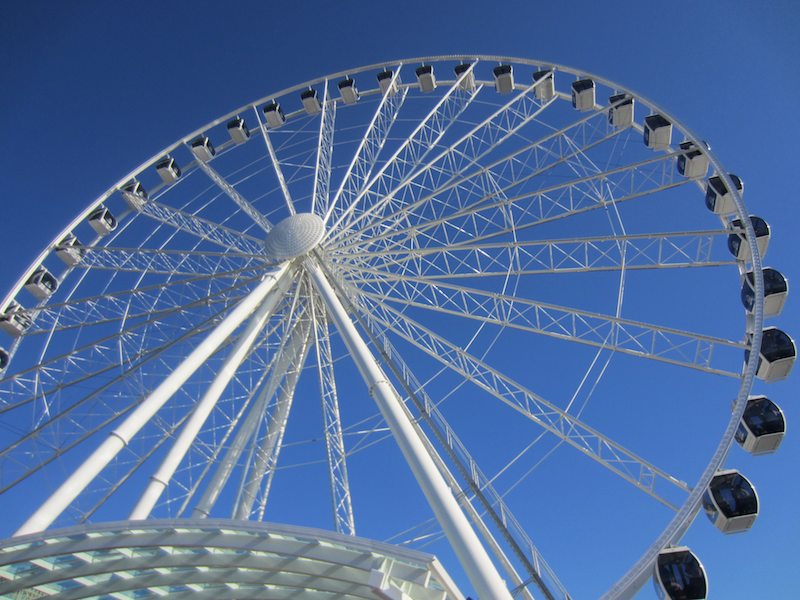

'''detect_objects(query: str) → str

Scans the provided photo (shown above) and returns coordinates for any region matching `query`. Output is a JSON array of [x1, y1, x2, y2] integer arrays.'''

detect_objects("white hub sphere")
[[264, 213, 325, 260]]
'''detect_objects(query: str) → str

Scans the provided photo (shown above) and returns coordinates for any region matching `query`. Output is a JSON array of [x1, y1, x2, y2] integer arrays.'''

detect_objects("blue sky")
[[1, 1, 799, 598]]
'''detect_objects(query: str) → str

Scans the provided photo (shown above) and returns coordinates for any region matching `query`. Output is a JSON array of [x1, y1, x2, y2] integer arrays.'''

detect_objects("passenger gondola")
[[533, 69, 555, 101], [705, 174, 743, 215], [301, 88, 322, 114], [677, 141, 710, 179], [608, 93, 634, 128], [55, 234, 84, 266], [644, 114, 672, 150], [454, 63, 476, 91], [338, 77, 359, 104], [653, 547, 707, 600], [741, 268, 788, 317], [415, 65, 436, 93], [735, 395, 785, 454], [0, 302, 32, 338], [156, 156, 181, 183], [571, 78, 595, 111], [745, 326, 796, 381], [0, 347, 8, 374], [227, 116, 250, 143], [493, 64, 514, 94], [121, 180, 148, 210], [727, 216, 770, 261], [377, 69, 399, 95], [190, 135, 215, 162], [24, 267, 58, 301], [263, 101, 286, 129], [702, 469, 759, 533], [88, 205, 117, 236]]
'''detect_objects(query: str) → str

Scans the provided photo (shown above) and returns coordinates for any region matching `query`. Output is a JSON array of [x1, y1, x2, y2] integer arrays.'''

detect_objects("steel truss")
[[0, 56, 780, 600]]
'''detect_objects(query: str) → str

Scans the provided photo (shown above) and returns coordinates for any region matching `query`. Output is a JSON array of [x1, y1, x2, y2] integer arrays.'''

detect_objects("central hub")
[[264, 213, 325, 260]]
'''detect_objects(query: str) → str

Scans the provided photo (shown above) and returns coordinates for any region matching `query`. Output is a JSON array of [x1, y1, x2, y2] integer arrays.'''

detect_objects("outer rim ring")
[[0, 56, 764, 599]]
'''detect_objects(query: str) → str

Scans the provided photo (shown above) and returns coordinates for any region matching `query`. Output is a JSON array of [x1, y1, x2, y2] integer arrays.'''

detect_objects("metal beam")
[[307, 258, 512, 600]]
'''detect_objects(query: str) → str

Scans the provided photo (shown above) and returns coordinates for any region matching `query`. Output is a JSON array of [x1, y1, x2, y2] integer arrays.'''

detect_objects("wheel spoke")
[[324, 66, 408, 224], [328, 87, 607, 250], [328, 62, 482, 234], [355, 293, 690, 508], [253, 105, 296, 216], [335, 151, 693, 267], [311, 80, 337, 216], [141, 199, 264, 254], [344, 229, 733, 277], [76, 244, 268, 276], [310, 292, 355, 536], [354, 275, 745, 376], [192, 155, 274, 233]]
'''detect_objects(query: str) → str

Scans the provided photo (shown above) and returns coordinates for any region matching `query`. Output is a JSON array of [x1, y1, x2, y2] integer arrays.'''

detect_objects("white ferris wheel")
[[0, 56, 794, 599]]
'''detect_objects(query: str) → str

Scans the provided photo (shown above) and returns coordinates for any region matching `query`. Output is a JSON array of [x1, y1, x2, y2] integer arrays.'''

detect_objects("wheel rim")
[[0, 56, 775, 599]]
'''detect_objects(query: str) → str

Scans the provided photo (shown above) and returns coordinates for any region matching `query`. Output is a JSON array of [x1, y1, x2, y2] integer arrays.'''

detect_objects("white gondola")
[[377, 69, 399, 95], [608, 93, 634, 128], [727, 215, 770, 261], [227, 116, 250, 143], [571, 78, 595, 111], [156, 156, 181, 183], [533, 69, 555, 101], [190, 135, 215, 162], [454, 63, 476, 91], [300, 88, 322, 114], [735, 395, 786, 455], [0, 301, 32, 338], [644, 114, 672, 150], [338, 77, 359, 105], [653, 547, 707, 600], [87, 205, 117, 236], [415, 65, 436, 93], [0, 346, 8, 374], [493, 64, 514, 94], [741, 267, 788, 317], [55, 233, 84, 266], [746, 326, 796, 381], [702, 469, 759, 533], [705, 174, 743, 215], [263, 101, 286, 129], [24, 267, 58, 301], [121, 180, 148, 210], [677, 141, 710, 179]]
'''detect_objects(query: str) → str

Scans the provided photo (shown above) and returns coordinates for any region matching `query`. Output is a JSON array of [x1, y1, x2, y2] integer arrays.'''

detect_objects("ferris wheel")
[[0, 56, 794, 599]]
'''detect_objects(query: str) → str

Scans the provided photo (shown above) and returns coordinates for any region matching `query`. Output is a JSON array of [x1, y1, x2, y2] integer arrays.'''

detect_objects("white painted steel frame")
[[15, 263, 294, 535], [129, 267, 290, 519], [0, 56, 774, 600], [310, 292, 356, 536], [307, 259, 512, 600]]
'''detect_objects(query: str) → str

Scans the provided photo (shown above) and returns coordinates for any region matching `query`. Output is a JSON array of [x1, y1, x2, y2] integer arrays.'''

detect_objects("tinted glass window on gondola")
[[741, 397, 785, 439]]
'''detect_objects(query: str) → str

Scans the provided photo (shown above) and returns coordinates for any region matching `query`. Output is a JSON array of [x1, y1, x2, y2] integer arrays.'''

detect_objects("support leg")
[[307, 259, 512, 600], [16, 264, 293, 536]]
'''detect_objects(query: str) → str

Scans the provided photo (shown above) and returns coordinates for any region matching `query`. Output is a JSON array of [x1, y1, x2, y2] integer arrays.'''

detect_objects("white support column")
[[236, 328, 310, 520], [192, 317, 309, 519], [15, 263, 294, 537], [307, 260, 512, 600], [129, 271, 290, 520]]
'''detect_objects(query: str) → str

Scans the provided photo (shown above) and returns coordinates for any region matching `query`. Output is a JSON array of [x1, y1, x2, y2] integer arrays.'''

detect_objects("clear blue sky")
[[1, 1, 798, 598]]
